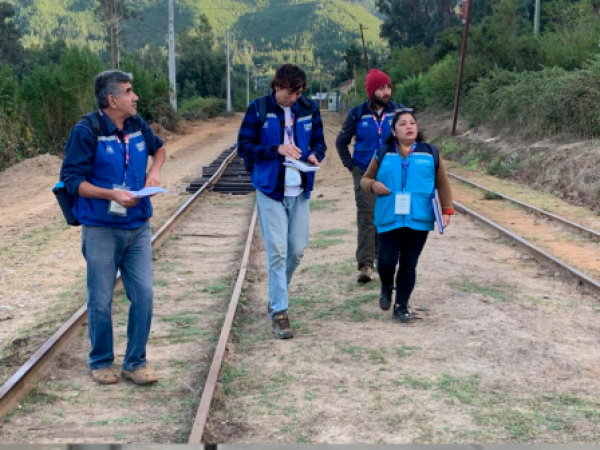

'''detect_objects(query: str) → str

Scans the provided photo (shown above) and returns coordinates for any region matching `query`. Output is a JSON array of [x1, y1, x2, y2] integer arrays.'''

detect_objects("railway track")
[[0, 145, 259, 443], [321, 119, 600, 296], [4, 118, 598, 443]]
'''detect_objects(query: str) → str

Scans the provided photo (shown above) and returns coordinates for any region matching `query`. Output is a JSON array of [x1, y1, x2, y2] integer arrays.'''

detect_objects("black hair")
[[269, 64, 307, 92], [385, 109, 425, 145], [94, 70, 133, 109]]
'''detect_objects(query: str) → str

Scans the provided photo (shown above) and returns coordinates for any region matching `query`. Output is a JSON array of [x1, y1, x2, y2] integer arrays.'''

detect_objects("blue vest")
[[374, 142, 436, 233], [252, 96, 317, 200], [352, 102, 403, 170], [75, 129, 153, 228]]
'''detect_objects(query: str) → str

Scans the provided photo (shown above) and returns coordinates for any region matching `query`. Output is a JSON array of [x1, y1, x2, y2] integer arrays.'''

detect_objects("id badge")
[[108, 185, 130, 217], [395, 193, 411, 215]]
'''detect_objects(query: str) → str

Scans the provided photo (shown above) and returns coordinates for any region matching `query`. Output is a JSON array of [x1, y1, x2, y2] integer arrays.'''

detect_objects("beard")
[[372, 94, 390, 108]]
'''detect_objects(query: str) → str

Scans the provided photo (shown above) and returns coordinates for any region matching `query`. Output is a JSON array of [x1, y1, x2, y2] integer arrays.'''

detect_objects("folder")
[[431, 189, 444, 235]]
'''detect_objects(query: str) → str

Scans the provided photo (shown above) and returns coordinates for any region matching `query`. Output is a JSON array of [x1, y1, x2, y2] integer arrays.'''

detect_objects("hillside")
[[8, 0, 383, 71]]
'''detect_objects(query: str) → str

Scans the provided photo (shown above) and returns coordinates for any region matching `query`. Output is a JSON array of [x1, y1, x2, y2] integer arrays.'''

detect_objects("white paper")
[[283, 159, 321, 172], [395, 193, 411, 215], [130, 187, 168, 198]]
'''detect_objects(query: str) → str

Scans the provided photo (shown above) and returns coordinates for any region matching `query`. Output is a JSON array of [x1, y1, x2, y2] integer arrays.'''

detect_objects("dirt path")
[[207, 126, 600, 444], [0, 115, 242, 384]]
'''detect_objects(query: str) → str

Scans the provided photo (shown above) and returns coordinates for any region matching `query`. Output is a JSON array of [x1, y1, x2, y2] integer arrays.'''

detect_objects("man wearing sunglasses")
[[336, 69, 406, 283]]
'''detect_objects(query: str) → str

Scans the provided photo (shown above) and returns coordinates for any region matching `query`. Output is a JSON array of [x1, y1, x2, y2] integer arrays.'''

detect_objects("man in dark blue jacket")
[[61, 70, 166, 384], [335, 69, 404, 283], [238, 64, 327, 339]]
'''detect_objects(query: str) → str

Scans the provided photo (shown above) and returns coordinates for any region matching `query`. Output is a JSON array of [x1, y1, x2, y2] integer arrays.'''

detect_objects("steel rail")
[[455, 201, 600, 293], [188, 204, 258, 444], [449, 172, 600, 242], [0, 146, 239, 419]]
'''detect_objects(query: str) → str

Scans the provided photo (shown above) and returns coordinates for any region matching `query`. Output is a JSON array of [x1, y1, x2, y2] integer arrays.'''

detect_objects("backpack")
[[375, 142, 440, 179], [241, 95, 317, 173], [53, 112, 143, 226]]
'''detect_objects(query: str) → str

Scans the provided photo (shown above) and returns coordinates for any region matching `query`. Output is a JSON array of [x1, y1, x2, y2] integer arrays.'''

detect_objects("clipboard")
[[431, 188, 444, 235]]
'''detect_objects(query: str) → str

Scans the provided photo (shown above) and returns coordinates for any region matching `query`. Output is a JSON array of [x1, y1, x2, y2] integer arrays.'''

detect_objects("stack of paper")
[[283, 159, 320, 172], [130, 187, 168, 198]]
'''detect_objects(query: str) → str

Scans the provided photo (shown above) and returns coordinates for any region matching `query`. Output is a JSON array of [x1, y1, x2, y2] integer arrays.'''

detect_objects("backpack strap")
[[425, 143, 440, 175], [352, 102, 367, 124], [257, 96, 268, 126], [375, 144, 392, 165]]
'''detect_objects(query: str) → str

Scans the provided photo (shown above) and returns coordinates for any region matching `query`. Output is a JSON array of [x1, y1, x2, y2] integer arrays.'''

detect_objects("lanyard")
[[374, 112, 386, 146], [115, 132, 130, 186], [286, 112, 295, 144], [395, 142, 417, 190]]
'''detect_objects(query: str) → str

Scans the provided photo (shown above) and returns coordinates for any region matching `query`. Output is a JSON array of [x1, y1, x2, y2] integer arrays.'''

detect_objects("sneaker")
[[272, 311, 293, 339], [122, 365, 158, 385], [357, 266, 373, 283], [393, 305, 420, 324], [91, 367, 119, 385], [379, 285, 393, 311]]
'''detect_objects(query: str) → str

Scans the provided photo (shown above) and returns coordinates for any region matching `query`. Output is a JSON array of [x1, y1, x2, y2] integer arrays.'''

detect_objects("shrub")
[[179, 97, 227, 121]]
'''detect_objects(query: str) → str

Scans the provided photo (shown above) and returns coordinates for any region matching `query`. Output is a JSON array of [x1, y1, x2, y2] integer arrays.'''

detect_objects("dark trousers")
[[378, 227, 429, 308], [352, 166, 378, 269]]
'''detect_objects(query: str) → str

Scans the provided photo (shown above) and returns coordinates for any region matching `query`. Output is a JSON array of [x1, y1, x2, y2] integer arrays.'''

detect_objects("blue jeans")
[[256, 191, 310, 318], [82, 221, 153, 371]]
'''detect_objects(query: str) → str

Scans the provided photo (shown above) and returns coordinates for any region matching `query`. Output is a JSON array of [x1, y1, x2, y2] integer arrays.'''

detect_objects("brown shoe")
[[91, 367, 119, 385], [357, 266, 373, 283], [272, 311, 293, 339], [122, 365, 158, 385]]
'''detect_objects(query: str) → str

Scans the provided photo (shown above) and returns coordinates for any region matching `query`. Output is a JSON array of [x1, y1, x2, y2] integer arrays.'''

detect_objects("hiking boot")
[[393, 305, 419, 324], [357, 266, 373, 283], [122, 365, 158, 385], [379, 285, 393, 311], [272, 311, 293, 339], [91, 367, 119, 385]]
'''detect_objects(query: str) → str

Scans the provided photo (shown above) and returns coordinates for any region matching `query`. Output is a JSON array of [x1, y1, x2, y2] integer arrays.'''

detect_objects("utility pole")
[[226, 31, 231, 112], [168, 0, 177, 110], [451, 0, 473, 136], [359, 24, 369, 72], [534, 0, 541, 37]]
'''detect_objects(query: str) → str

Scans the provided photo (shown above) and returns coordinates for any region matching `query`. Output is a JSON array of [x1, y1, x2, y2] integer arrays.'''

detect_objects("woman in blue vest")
[[361, 110, 455, 323]]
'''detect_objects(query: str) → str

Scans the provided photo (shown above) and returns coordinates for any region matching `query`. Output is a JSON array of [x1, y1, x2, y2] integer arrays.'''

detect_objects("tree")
[[95, 0, 135, 68], [0, 2, 23, 68], [376, 0, 459, 48], [176, 15, 225, 99], [342, 43, 363, 80]]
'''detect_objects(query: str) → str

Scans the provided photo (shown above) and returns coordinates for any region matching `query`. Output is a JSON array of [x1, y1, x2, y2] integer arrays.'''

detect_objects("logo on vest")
[[262, 122, 269, 129], [136, 141, 146, 152], [415, 159, 430, 165], [361, 121, 369, 127], [304, 123, 312, 131], [105, 145, 115, 155]]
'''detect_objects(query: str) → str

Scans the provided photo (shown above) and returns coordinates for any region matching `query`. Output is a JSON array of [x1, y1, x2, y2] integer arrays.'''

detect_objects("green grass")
[[437, 373, 481, 405], [449, 279, 513, 302], [336, 341, 388, 364], [316, 228, 350, 237], [483, 191, 503, 200], [309, 238, 344, 249], [201, 283, 229, 295], [310, 199, 339, 211]]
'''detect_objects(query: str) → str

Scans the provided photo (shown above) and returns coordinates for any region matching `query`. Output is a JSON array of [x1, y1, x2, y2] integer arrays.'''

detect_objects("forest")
[[0, 0, 599, 170]]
